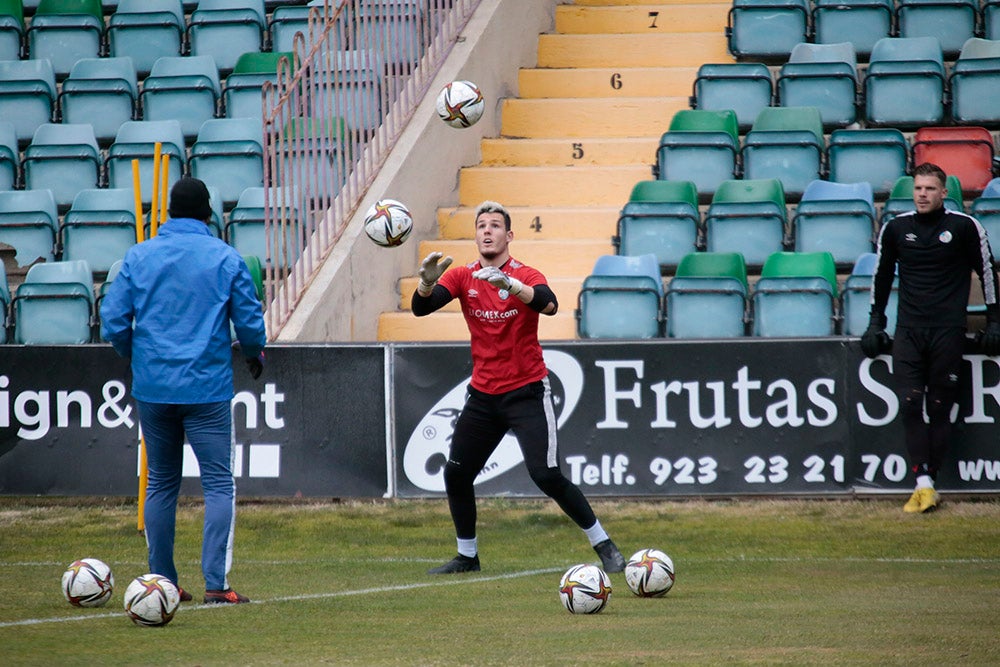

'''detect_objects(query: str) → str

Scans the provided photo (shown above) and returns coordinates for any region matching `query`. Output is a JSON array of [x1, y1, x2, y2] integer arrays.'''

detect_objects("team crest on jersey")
[[498, 290, 510, 300], [939, 230, 953, 243]]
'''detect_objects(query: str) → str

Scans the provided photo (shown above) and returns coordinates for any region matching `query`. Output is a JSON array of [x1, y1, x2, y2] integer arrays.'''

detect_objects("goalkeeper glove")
[[981, 319, 1000, 356], [860, 314, 891, 359], [418, 252, 453, 295], [245, 351, 265, 379], [472, 266, 523, 295]]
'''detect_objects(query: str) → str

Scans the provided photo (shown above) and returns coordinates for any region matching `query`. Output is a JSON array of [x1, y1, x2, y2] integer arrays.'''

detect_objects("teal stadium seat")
[[690, 63, 772, 132], [655, 109, 739, 198], [614, 180, 700, 270], [840, 252, 899, 336], [279, 116, 350, 198], [665, 252, 748, 338], [792, 180, 876, 265], [58, 57, 139, 145], [0, 188, 59, 267], [950, 39, 1000, 126], [107, 0, 185, 76], [96, 258, 122, 340], [752, 251, 838, 337], [141, 55, 222, 140], [988, 1, 1000, 40], [971, 178, 1000, 248], [227, 186, 302, 269], [354, 0, 423, 69], [0, 58, 57, 144], [224, 51, 292, 121], [827, 128, 909, 196], [0, 0, 24, 60], [704, 178, 788, 266], [576, 254, 663, 339], [0, 264, 9, 342], [726, 0, 809, 61], [189, 117, 265, 207], [777, 42, 859, 129], [13, 259, 95, 344], [22, 123, 102, 210], [896, 0, 977, 59], [741, 106, 825, 198], [105, 120, 186, 202], [313, 49, 385, 133], [911, 126, 995, 194], [0, 120, 18, 191], [187, 0, 267, 74], [811, 0, 892, 59], [61, 188, 137, 273], [270, 0, 344, 55], [864, 37, 946, 127], [26, 0, 105, 78]]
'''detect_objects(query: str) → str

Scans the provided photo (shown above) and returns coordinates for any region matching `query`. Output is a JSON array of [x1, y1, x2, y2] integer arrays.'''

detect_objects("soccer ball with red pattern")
[[624, 548, 675, 597], [435, 80, 485, 128], [61, 558, 114, 608], [558, 563, 612, 614], [123, 574, 180, 626], [363, 199, 413, 248]]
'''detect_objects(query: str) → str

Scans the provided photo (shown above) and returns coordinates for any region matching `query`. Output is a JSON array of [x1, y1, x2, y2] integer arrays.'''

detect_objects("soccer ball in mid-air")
[[123, 574, 181, 627], [61, 558, 114, 608], [435, 80, 485, 128], [624, 548, 675, 597], [558, 564, 612, 614], [363, 198, 413, 247]]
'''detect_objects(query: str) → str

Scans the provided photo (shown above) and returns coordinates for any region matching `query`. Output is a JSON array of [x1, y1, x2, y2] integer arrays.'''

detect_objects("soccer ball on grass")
[[61, 558, 114, 608], [624, 548, 675, 597], [123, 574, 181, 627], [558, 563, 611, 614]]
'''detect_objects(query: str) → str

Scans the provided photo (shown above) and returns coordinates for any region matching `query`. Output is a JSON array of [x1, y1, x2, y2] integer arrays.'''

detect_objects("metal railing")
[[261, 0, 482, 339]]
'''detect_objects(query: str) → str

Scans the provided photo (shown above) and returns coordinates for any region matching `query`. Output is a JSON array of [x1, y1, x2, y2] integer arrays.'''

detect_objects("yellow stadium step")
[[500, 97, 686, 138], [555, 3, 730, 34], [416, 238, 613, 278], [437, 206, 620, 240], [480, 137, 657, 167], [518, 66, 699, 98], [398, 276, 585, 312], [458, 165, 650, 207], [377, 310, 579, 342], [537, 32, 730, 68]]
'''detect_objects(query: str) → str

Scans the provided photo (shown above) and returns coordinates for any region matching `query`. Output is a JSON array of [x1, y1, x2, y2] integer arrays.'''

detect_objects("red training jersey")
[[437, 257, 549, 394]]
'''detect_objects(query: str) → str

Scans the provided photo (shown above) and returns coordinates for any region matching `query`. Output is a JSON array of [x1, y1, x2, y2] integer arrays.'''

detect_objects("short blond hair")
[[474, 200, 511, 230]]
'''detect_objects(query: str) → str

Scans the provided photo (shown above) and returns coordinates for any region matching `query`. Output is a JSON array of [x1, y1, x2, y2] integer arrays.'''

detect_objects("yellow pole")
[[157, 152, 169, 236], [149, 142, 162, 239], [131, 158, 147, 533]]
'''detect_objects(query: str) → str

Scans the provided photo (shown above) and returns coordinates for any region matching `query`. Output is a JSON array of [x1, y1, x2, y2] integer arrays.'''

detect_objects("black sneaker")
[[203, 588, 250, 604], [427, 554, 480, 575], [593, 539, 626, 573]]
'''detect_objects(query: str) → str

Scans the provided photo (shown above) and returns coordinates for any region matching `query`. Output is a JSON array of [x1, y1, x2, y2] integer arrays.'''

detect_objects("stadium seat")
[[0, 264, 9, 342], [613, 180, 700, 270], [0, 188, 59, 267], [223, 51, 292, 120], [26, 0, 105, 78], [950, 39, 1000, 126], [665, 252, 748, 338], [0, 58, 57, 144], [654, 109, 739, 198], [243, 253, 264, 301], [58, 57, 139, 145], [22, 123, 102, 210], [864, 37, 946, 128], [792, 180, 876, 265], [354, 0, 423, 69], [576, 253, 663, 339], [811, 0, 893, 59], [880, 175, 965, 226], [690, 63, 772, 132], [741, 106, 825, 198], [726, 0, 809, 61], [226, 186, 302, 269], [971, 178, 1000, 247], [827, 128, 909, 196], [911, 126, 995, 194], [105, 120, 186, 202], [270, 0, 344, 55], [0, 0, 24, 61], [988, 1, 1000, 40], [13, 259, 94, 344], [751, 251, 838, 337], [141, 55, 222, 140], [61, 188, 137, 273], [0, 120, 18, 191], [777, 42, 859, 129], [107, 0, 185, 76], [313, 49, 385, 133], [187, 0, 267, 74], [279, 116, 350, 198], [704, 178, 787, 267], [895, 0, 977, 59], [840, 252, 899, 336], [189, 117, 264, 207]]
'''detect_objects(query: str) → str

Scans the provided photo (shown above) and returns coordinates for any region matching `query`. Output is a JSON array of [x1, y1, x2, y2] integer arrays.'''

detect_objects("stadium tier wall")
[[3, 342, 1000, 497]]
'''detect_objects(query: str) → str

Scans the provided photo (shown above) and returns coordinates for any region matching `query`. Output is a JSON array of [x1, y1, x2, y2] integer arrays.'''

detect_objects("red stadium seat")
[[911, 126, 996, 194]]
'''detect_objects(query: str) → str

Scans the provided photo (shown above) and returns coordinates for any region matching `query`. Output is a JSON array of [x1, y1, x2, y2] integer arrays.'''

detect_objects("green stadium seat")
[[704, 178, 787, 267], [665, 252, 748, 338], [752, 251, 838, 337], [741, 106, 825, 198], [224, 51, 293, 120], [614, 180, 699, 270], [655, 109, 739, 198]]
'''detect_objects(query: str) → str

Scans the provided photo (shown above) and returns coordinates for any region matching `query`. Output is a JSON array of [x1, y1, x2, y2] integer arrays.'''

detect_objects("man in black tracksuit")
[[862, 162, 1000, 513]]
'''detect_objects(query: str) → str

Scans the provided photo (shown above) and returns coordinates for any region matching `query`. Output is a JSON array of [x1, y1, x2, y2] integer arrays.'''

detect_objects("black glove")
[[245, 352, 264, 379], [860, 314, 891, 359], [981, 320, 1000, 356]]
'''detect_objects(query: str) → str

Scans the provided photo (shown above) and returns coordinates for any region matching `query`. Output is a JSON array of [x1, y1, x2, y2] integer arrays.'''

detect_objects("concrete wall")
[[277, 0, 558, 342]]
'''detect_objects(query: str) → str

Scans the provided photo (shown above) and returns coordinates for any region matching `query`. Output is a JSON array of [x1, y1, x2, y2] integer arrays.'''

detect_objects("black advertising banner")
[[393, 340, 1000, 497], [0, 346, 387, 497]]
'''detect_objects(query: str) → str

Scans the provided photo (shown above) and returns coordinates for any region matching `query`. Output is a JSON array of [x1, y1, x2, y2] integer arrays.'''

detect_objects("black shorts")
[[892, 326, 966, 395]]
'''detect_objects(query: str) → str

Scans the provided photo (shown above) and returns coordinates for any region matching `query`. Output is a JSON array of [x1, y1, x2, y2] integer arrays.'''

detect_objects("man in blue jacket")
[[101, 177, 266, 605]]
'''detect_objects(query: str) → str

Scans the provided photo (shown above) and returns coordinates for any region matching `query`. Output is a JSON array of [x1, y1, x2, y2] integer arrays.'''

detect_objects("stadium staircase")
[[376, 0, 733, 341]]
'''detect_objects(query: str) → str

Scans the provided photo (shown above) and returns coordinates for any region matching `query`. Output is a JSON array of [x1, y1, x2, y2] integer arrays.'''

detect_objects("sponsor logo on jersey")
[[905, 233, 918, 243]]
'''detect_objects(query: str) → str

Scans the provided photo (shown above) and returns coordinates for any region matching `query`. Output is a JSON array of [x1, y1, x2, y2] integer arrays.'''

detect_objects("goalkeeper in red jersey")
[[411, 201, 626, 574]]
